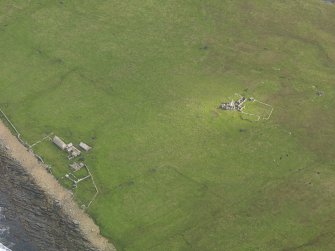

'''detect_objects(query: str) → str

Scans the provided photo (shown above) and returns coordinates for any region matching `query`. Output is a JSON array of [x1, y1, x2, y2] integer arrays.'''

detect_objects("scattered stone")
[[316, 90, 325, 96], [218, 96, 247, 111]]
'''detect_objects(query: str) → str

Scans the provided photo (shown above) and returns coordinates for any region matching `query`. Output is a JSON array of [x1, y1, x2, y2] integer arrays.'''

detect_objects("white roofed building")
[[79, 142, 92, 152], [52, 136, 67, 150]]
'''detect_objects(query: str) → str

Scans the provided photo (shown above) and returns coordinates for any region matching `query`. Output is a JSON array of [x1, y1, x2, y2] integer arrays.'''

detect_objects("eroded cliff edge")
[[0, 150, 100, 251]]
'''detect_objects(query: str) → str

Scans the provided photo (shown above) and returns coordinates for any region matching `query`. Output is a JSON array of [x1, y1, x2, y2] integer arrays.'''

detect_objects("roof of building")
[[79, 142, 92, 151], [53, 136, 67, 150]]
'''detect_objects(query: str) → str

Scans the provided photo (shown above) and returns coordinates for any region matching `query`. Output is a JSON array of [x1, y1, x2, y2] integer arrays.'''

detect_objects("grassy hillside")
[[1, 0, 335, 250]]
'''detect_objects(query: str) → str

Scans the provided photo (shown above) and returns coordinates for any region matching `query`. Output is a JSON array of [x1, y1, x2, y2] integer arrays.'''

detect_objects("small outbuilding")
[[71, 147, 81, 157], [79, 142, 92, 152], [53, 136, 67, 150], [67, 145, 81, 159], [69, 162, 85, 171]]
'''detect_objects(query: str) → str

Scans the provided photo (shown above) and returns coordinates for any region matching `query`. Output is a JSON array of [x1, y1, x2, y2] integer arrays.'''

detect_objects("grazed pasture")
[[0, 1, 334, 250]]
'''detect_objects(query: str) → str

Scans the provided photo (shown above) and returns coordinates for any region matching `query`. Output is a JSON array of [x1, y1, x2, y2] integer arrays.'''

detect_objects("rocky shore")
[[0, 151, 98, 251], [0, 122, 115, 251]]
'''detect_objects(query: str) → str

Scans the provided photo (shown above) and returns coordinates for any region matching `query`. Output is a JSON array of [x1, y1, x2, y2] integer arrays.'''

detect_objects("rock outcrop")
[[0, 152, 98, 251]]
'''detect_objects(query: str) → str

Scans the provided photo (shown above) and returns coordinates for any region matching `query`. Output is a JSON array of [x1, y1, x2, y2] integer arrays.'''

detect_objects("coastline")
[[0, 121, 115, 251]]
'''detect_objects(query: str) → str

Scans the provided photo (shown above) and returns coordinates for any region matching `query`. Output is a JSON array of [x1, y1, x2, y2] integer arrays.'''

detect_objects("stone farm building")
[[79, 142, 92, 152], [52, 136, 67, 150]]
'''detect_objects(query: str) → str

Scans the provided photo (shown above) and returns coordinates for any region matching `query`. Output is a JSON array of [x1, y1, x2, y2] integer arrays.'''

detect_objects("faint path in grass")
[[282, 232, 335, 251]]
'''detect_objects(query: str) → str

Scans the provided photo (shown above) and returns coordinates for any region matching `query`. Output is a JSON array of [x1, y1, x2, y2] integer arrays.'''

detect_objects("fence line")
[[85, 165, 99, 209], [0, 108, 29, 147], [30, 133, 53, 148], [0, 107, 98, 208], [253, 99, 274, 120]]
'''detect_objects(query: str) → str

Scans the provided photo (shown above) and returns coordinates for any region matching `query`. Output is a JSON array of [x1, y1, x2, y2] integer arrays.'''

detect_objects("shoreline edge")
[[0, 121, 116, 251]]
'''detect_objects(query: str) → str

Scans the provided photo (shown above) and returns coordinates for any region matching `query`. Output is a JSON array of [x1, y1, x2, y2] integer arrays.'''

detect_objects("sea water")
[[0, 192, 35, 251], [0, 207, 12, 251], [0, 148, 98, 251]]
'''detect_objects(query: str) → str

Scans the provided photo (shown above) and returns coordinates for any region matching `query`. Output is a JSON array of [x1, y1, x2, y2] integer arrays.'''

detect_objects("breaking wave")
[[0, 207, 11, 251], [0, 243, 11, 251]]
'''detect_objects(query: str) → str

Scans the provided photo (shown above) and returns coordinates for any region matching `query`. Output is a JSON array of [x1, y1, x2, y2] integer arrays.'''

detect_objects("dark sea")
[[0, 205, 12, 251], [0, 149, 99, 251], [0, 150, 39, 251], [0, 185, 36, 251]]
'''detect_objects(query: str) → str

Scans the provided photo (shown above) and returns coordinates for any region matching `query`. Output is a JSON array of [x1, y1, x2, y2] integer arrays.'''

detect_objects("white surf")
[[0, 243, 11, 251], [0, 207, 11, 251]]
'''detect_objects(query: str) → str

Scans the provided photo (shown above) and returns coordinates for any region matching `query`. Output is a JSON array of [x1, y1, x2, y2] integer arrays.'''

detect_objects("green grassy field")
[[1, 0, 335, 250]]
